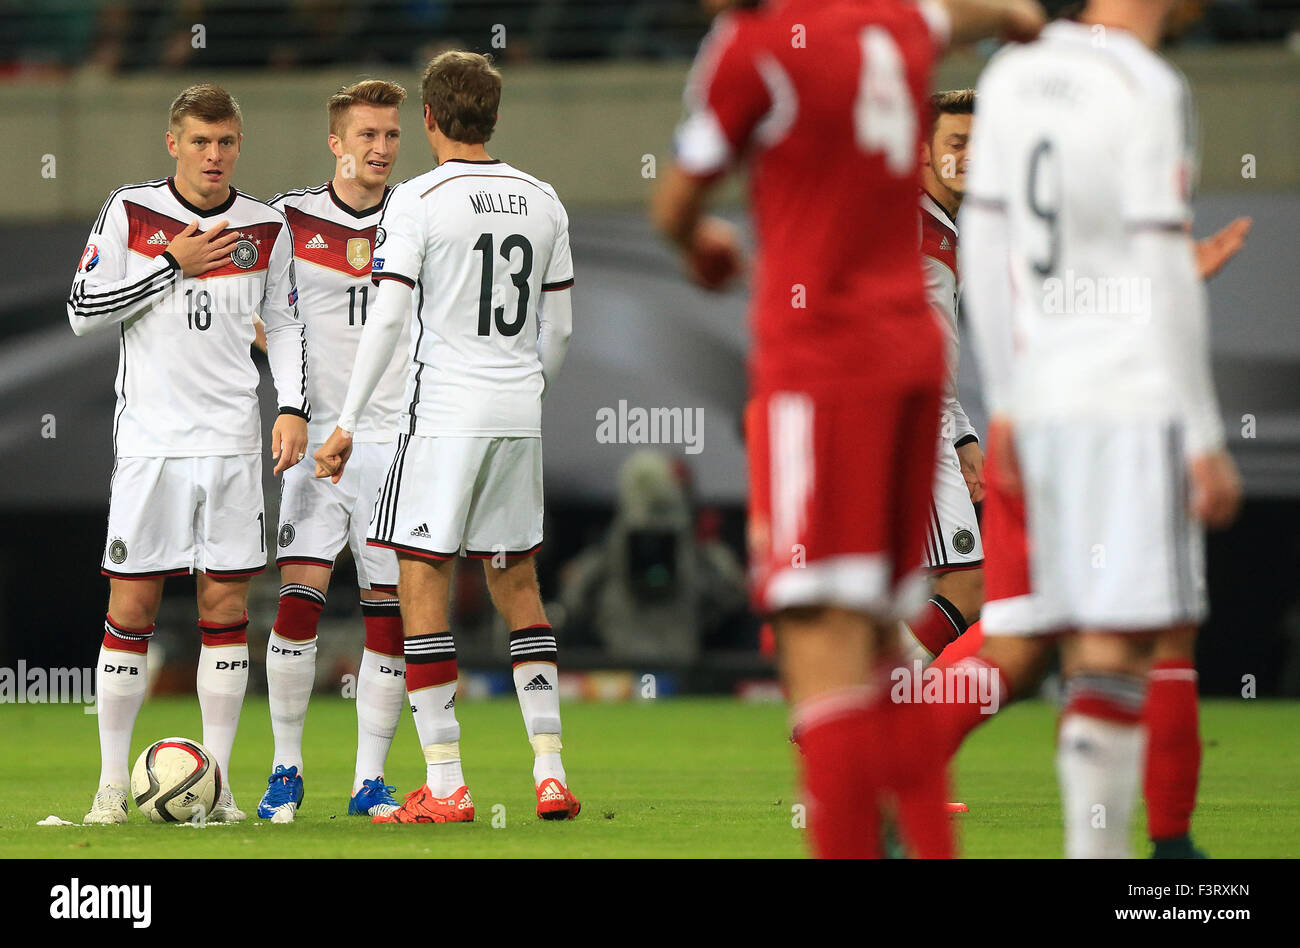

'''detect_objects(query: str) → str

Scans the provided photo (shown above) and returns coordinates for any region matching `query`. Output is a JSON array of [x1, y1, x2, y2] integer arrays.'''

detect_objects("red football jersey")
[[676, 0, 950, 391]]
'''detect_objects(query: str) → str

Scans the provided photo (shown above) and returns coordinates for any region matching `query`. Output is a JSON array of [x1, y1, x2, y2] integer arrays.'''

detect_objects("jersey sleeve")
[[371, 182, 424, 288], [542, 197, 574, 292], [1121, 78, 1195, 230], [915, 0, 952, 51], [259, 213, 311, 419], [673, 15, 771, 179], [67, 193, 180, 336], [963, 63, 1008, 207]]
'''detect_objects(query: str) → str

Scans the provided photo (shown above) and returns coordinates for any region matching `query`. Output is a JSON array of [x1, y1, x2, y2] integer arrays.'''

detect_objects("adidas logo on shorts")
[[410, 523, 431, 538], [306, 233, 329, 249], [147, 229, 169, 245], [523, 674, 552, 692]]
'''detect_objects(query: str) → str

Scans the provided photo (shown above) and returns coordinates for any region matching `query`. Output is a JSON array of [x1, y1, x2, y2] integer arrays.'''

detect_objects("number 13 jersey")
[[371, 158, 574, 438], [271, 182, 408, 444]]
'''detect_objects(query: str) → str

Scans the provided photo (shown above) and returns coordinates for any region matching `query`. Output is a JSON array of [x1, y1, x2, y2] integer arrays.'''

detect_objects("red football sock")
[[361, 598, 404, 657], [927, 653, 1010, 760], [905, 595, 967, 658], [794, 690, 885, 858], [273, 585, 324, 642], [1144, 659, 1201, 842], [881, 697, 954, 858], [932, 619, 985, 669]]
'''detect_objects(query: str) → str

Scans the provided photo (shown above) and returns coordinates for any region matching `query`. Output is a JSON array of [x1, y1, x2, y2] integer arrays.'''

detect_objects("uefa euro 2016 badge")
[[953, 529, 976, 556], [79, 243, 100, 272], [278, 523, 295, 548], [347, 237, 371, 271], [231, 239, 259, 269], [108, 538, 128, 564]]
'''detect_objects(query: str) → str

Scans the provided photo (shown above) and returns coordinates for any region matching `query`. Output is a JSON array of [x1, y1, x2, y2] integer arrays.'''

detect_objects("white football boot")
[[209, 785, 247, 823], [84, 785, 129, 824]]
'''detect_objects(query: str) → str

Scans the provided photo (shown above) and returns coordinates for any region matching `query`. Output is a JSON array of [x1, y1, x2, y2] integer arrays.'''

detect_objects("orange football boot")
[[372, 785, 475, 824], [945, 802, 969, 814], [536, 778, 581, 820]]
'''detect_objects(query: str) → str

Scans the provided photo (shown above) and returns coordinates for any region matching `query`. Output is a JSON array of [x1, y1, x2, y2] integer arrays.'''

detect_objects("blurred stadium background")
[[1, 0, 1298, 705]]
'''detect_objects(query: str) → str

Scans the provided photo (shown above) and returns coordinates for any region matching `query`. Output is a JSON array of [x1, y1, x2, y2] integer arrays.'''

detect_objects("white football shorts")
[[924, 437, 985, 572], [102, 454, 265, 578], [365, 433, 543, 561], [276, 440, 400, 590], [1013, 418, 1207, 633]]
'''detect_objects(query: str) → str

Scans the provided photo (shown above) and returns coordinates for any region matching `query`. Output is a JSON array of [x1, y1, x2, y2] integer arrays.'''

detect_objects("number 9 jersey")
[[371, 159, 574, 438]]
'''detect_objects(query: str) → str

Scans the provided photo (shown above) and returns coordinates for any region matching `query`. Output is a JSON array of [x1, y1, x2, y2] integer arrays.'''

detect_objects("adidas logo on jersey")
[[523, 674, 552, 692], [306, 233, 329, 249], [146, 229, 169, 245], [940, 236, 952, 251], [410, 523, 431, 538]]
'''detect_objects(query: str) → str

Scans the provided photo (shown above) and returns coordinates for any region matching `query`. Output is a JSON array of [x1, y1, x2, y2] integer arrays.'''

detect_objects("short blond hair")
[[327, 79, 408, 136], [169, 83, 242, 136], [421, 51, 501, 144]]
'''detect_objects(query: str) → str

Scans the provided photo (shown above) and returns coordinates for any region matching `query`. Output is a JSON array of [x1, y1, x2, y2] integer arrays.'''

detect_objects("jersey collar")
[[168, 177, 237, 217], [327, 180, 389, 219], [440, 158, 503, 165], [919, 189, 959, 236]]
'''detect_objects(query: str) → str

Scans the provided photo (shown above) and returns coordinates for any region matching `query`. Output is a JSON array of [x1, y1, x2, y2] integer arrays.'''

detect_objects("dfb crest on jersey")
[[231, 239, 258, 269], [952, 529, 975, 556], [278, 523, 295, 548], [347, 237, 371, 271], [374, 226, 386, 248], [108, 539, 128, 564]]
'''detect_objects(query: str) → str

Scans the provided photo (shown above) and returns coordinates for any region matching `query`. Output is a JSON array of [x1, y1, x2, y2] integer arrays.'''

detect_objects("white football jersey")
[[962, 20, 1201, 427], [920, 190, 976, 444], [371, 159, 574, 437], [68, 177, 309, 457], [271, 182, 409, 443]]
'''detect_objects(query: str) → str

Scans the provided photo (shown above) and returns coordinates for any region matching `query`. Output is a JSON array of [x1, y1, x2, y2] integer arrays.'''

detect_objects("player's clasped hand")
[[166, 219, 242, 278], [271, 412, 309, 477], [313, 426, 354, 484], [1190, 450, 1242, 529]]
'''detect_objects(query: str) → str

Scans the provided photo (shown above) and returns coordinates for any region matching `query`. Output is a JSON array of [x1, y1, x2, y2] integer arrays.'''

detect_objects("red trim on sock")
[[406, 658, 457, 691], [905, 599, 963, 657], [103, 614, 153, 654], [1064, 693, 1143, 726], [363, 613, 404, 657], [273, 594, 323, 642], [1144, 658, 1201, 842], [199, 614, 249, 647]]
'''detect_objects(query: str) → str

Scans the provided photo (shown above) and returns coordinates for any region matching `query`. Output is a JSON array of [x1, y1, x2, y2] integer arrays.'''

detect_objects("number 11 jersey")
[[371, 158, 574, 438], [271, 182, 408, 444]]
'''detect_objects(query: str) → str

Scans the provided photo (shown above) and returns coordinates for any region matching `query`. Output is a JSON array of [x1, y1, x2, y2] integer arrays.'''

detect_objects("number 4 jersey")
[[271, 181, 408, 444], [366, 158, 574, 438], [67, 176, 309, 458]]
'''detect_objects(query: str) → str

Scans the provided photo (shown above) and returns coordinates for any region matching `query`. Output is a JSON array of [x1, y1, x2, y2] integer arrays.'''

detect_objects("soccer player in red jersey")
[[652, 0, 1044, 858]]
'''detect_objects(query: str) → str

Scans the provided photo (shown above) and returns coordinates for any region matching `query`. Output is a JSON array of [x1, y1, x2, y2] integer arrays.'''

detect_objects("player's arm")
[[936, 0, 1046, 45], [538, 198, 575, 395], [1195, 216, 1251, 280], [259, 216, 310, 475], [316, 185, 422, 482]]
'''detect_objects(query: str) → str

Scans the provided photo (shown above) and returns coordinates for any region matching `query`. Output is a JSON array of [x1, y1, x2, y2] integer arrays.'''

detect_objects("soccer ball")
[[131, 738, 222, 823]]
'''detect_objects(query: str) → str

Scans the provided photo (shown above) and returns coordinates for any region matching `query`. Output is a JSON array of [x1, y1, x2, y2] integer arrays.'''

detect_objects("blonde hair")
[[327, 79, 408, 136]]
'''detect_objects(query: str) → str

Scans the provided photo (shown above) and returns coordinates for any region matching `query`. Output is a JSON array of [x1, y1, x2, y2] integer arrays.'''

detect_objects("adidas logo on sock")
[[306, 233, 329, 249], [444, 694, 456, 710], [147, 229, 169, 245], [523, 674, 552, 692], [410, 523, 431, 538]]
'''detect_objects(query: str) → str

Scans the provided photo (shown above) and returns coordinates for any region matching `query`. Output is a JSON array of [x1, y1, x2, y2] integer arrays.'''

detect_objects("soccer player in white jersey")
[[959, 0, 1241, 857], [901, 89, 986, 667], [70, 84, 310, 824], [251, 80, 411, 822], [315, 52, 579, 824]]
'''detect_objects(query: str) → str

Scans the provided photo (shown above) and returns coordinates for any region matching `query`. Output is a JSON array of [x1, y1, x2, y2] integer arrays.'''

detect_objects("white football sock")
[[1057, 713, 1145, 858], [512, 661, 566, 785], [409, 680, 462, 796], [266, 631, 317, 773], [95, 625, 150, 789], [353, 648, 406, 794], [197, 641, 249, 785]]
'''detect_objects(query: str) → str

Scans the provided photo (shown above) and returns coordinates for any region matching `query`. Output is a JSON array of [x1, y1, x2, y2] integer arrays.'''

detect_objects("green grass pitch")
[[1, 696, 1295, 858]]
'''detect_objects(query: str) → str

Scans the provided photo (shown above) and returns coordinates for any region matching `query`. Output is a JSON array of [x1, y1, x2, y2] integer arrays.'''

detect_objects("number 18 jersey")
[[271, 182, 408, 444], [372, 159, 574, 438]]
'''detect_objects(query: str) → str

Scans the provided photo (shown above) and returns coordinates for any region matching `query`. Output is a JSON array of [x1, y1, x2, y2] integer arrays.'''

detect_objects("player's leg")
[[85, 577, 165, 823], [257, 561, 330, 820], [1145, 624, 1203, 856], [87, 455, 192, 823], [195, 572, 253, 821], [481, 554, 580, 819], [348, 443, 406, 815], [194, 453, 268, 822], [1057, 630, 1154, 859]]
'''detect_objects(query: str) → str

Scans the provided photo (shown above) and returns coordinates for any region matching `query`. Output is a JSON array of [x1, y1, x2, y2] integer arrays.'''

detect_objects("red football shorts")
[[746, 379, 940, 620]]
